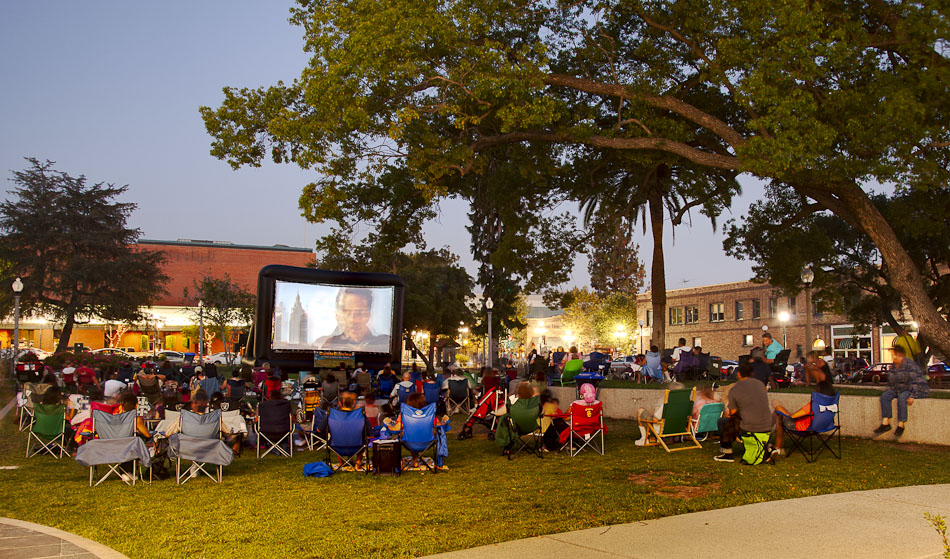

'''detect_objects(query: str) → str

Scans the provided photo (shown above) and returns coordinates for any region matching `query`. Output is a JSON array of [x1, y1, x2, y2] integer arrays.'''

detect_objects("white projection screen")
[[271, 280, 394, 354]]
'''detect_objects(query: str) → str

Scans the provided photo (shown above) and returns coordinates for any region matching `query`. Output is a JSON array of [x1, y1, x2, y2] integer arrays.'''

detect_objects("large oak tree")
[[202, 0, 950, 355]]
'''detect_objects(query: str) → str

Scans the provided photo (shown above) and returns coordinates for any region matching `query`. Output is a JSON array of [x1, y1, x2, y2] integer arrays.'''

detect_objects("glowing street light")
[[778, 311, 790, 348]]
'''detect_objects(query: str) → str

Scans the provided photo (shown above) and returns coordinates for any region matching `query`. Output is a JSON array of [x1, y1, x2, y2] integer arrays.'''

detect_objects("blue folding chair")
[[779, 391, 841, 463], [396, 384, 414, 407], [422, 382, 442, 406], [410, 370, 423, 384], [326, 408, 368, 472], [377, 376, 395, 399], [400, 403, 439, 473]]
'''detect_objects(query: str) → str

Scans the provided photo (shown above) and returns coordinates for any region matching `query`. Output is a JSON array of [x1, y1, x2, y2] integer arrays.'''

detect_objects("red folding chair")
[[564, 401, 606, 456]]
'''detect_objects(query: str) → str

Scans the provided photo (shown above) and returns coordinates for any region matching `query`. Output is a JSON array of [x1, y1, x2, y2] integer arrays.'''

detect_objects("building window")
[[752, 299, 761, 319], [645, 309, 652, 327], [685, 306, 700, 324], [692, 337, 702, 348], [743, 334, 754, 347], [709, 303, 725, 322], [669, 307, 684, 325], [787, 296, 796, 314], [735, 301, 744, 321], [769, 297, 778, 317]]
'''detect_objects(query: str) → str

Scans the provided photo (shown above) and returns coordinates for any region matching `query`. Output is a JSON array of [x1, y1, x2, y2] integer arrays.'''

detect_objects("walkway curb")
[[0, 517, 129, 558], [424, 484, 950, 559]]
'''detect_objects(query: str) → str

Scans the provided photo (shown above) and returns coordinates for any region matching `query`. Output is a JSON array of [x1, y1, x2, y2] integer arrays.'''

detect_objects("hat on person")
[[357, 362, 364, 367], [194, 366, 203, 372]]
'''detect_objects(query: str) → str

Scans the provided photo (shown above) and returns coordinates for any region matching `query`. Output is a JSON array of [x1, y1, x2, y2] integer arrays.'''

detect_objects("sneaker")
[[873, 424, 892, 434], [713, 453, 734, 462], [119, 472, 133, 483], [769, 447, 785, 460], [894, 426, 905, 437]]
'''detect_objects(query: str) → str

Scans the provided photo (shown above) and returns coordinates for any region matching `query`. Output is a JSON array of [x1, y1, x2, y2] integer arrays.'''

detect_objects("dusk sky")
[[0, 1, 761, 296]]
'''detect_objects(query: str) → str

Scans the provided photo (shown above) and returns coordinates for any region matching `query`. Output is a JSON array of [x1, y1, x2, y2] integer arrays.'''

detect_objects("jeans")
[[718, 415, 740, 452], [880, 389, 911, 423]]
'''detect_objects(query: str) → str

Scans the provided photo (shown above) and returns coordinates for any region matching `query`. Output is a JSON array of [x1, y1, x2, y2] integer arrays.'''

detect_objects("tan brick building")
[[635, 280, 909, 363]]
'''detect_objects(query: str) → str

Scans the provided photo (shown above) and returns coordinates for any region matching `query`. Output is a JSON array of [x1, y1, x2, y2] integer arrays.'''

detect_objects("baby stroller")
[[457, 387, 504, 440]]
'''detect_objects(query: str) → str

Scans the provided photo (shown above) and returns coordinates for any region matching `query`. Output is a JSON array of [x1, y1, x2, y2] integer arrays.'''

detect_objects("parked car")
[[16, 348, 52, 361], [854, 362, 894, 384], [610, 355, 637, 373], [205, 352, 241, 366], [91, 348, 135, 360], [150, 350, 185, 364]]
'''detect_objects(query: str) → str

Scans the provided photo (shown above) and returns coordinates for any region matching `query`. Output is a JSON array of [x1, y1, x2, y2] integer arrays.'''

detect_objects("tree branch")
[[472, 131, 739, 170], [543, 74, 746, 150]]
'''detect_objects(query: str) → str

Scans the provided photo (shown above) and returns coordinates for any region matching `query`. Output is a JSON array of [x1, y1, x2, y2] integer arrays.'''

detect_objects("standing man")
[[761, 332, 783, 365], [714, 361, 773, 463], [874, 344, 929, 437]]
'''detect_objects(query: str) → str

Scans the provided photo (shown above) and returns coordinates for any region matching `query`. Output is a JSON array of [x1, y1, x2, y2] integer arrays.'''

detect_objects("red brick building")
[[2, 239, 313, 354], [635, 280, 909, 363]]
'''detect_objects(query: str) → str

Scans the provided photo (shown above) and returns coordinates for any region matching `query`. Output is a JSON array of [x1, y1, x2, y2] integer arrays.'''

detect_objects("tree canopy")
[[185, 274, 255, 360], [0, 159, 168, 352], [202, 0, 950, 354]]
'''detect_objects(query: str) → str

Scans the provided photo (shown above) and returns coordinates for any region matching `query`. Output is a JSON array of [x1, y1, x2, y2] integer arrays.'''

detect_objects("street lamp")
[[813, 336, 826, 351], [801, 266, 814, 359], [198, 299, 204, 366], [12, 277, 23, 376], [485, 298, 494, 368], [638, 319, 644, 355], [778, 311, 790, 348]]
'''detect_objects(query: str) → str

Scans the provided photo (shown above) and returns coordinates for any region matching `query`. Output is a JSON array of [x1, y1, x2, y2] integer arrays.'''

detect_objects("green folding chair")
[[638, 388, 702, 452], [505, 396, 542, 459], [740, 432, 771, 465], [692, 402, 725, 442], [557, 359, 583, 387], [26, 404, 67, 458]]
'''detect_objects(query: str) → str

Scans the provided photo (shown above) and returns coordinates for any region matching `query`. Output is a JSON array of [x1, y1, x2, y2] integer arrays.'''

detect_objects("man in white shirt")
[[671, 338, 693, 362], [389, 372, 415, 400], [103, 372, 126, 399]]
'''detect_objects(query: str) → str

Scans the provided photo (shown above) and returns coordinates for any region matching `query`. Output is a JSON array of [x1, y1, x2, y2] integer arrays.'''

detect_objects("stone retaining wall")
[[547, 386, 949, 446]]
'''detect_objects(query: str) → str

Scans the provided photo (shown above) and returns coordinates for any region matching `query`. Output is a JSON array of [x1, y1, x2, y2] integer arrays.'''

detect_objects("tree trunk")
[[837, 185, 950, 359], [427, 333, 436, 373], [56, 311, 76, 353], [648, 190, 667, 353]]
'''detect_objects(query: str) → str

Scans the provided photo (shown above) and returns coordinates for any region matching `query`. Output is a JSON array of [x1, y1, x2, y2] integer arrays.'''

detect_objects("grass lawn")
[[599, 378, 950, 398], [2, 391, 950, 559]]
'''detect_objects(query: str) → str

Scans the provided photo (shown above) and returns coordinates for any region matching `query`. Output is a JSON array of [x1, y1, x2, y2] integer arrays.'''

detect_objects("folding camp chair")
[[171, 410, 233, 484], [779, 391, 841, 463], [75, 410, 150, 486], [692, 402, 725, 442], [326, 407, 368, 472], [505, 396, 542, 459], [26, 404, 67, 458], [256, 400, 294, 458], [304, 407, 329, 451], [638, 388, 702, 452], [301, 386, 321, 420], [399, 403, 439, 472], [446, 379, 471, 415], [376, 375, 395, 399], [422, 382, 442, 407], [565, 401, 605, 456], [17, 388, 34, 431], [355, 372, 372, 394], [395, 384, 414, 407], [557, 359, 583, 387]]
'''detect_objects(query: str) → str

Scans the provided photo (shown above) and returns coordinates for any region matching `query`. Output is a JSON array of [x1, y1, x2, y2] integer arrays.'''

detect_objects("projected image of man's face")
[[339, 291, 372, 341]]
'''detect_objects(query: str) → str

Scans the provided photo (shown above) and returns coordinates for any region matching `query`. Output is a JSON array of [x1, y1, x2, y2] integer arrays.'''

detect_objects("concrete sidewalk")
[[425, 484, 950, 559], [0, 518, 128, 559]]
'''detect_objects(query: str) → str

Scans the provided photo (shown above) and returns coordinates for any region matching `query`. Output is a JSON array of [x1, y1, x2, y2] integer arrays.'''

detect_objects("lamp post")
[[801, 266, 814, 360], [12, 277, 23, 376], [778, 311, 790, 348], [198, 299, 204, 366], [485, 298, 494, 368]]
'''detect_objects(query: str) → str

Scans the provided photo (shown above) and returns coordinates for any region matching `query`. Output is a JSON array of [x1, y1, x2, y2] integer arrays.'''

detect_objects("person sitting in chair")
[[714, 361, 773, 463], [338, 391, 370, 469], [771, 352, 836, 458], [761, 332, 784, 365], [393, 392, 447, 468], [389, 372, 415, 401]]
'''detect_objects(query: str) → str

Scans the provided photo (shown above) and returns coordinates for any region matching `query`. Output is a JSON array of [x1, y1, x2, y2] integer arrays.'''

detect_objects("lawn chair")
[[446, 379, 471, 415], [692, 402, 725, 442], [637, 388, 702, 452], [326, 408, 368, 472], [170, 410, 233, 484], [777, 391, 841, 463], [503, 395, 542, 459], [301, 386, 321, 421], [557, 359, 583, 387], [399, 403, 439, 473], [303, 407, 329, 451], [75, 410, 151, 486], [376, 375, 395, 400], [256, 399, 294, 458], [422, 382, 442, 407], [739, 431, 771, 465], [17, 387, 35, 431], [26, 404, 67, 458], [565, 401, 605, 457], [355, 371, 372, 394], [395, 384, 414, 408]]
